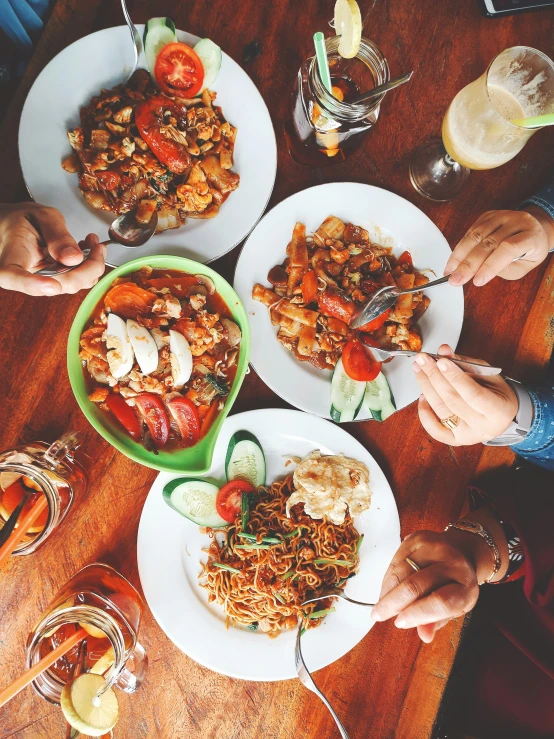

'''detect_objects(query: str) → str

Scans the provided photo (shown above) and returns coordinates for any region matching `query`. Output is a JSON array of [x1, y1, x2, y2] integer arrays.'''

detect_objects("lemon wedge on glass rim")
[[61, 673, 119, 737], [334, 0, 362, 59]]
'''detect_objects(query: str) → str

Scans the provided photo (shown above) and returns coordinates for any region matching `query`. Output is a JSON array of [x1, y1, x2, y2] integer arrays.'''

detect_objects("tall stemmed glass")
[[409, 46, 554, 201]]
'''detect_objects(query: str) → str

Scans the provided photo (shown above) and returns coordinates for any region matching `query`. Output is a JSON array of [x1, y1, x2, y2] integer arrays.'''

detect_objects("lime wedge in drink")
[[61, 673, 119, 737], [334, 0, 362, 59]]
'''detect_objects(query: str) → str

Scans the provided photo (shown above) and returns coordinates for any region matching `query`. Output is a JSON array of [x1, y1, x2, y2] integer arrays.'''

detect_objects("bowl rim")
[[67, 255, 251, 473]]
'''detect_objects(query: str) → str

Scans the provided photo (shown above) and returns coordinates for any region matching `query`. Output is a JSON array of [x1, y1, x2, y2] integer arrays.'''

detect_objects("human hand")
[[0, 203, 105, 296], [371, 530, 481, 643], [413, 344, 518, 445], [445, 207, 554, 286]]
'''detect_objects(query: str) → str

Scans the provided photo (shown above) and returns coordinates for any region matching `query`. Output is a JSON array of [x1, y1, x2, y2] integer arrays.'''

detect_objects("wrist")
[[444, 527, 492, 584], [524, 205, 554, 253]]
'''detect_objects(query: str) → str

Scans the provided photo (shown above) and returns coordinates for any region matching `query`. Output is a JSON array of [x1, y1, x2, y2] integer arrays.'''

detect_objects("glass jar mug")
[[285, 36, 390, 167], [0, 432, 86, 555], [26, 563, 148, 704]]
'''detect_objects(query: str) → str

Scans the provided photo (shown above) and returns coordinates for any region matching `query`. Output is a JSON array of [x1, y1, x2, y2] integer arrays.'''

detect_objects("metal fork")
[[120, 0, 143, 81], [301, 588, 376, 608], [365, 347, 502, 376]]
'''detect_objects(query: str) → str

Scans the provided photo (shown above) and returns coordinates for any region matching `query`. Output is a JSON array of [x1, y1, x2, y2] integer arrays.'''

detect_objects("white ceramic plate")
[[234, 183, 464, 420], [19, 26, 277, 266], [137, 408, 400, 681]]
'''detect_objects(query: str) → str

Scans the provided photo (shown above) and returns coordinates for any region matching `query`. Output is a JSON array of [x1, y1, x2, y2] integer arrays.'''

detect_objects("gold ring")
[[405, 557, 420, 572], [440, 414, 460, 430]]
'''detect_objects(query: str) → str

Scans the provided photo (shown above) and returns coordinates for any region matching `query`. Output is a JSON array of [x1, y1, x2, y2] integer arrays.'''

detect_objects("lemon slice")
[[334, 0, 362, 59], [61, 674, 119, 737], [89, 646, 116, 677], [78, 622, 108, 639]]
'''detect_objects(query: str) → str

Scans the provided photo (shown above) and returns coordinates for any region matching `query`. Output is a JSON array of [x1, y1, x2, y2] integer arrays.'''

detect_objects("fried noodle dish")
[[63, 70, 239, 231], [200, 453, 370, 636], [252, 216, 431, 370]]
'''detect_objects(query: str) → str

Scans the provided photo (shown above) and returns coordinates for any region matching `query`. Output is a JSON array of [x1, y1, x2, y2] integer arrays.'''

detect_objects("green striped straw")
[[511, 112, 554, 129], [313, 31, 332, 92]]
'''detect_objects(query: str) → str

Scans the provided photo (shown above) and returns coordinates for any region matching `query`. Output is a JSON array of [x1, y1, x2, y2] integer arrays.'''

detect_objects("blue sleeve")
[[510, 386, 554, 471], [520, 175, 554, 223]]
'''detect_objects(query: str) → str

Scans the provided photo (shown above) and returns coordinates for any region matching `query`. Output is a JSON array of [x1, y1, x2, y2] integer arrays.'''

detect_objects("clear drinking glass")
[[0, 433, 86, 556], [26, 563, 148, 704], [409, 46, 554, 201], [285, 36, 390, 167]]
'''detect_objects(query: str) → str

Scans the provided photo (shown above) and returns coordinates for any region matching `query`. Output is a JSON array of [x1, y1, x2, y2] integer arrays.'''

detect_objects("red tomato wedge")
[[397, 250, 413, 271], [106, 394, 141, 440], [357, 307, 391, 332], [134, 394, 170, 447], [216, 480, 256, 524], [166, 396, 200, 448], [104, 283, 156, 318], [301, 270, 318, 304], [342, 339, 382, 382], [154, 43, 204, 97]]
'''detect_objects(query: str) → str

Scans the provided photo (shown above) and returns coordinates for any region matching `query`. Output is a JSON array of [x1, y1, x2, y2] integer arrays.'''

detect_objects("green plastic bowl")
[[67, 255, 250, 474]]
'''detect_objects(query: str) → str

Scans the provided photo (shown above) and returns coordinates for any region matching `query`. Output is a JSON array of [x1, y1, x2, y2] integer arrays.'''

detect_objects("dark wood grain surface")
[[1, 1, 553, 737]]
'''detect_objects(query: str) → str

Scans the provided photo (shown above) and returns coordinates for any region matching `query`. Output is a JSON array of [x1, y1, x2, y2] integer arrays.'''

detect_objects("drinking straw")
[[511, 112, 554, 129], [0, 494, 48, 569], [0, 627, 87, 708], [313, 32, 332, 92]]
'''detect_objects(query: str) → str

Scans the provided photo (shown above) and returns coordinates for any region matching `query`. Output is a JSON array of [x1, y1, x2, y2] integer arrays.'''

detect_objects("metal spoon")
[[36, 209, 158, 277], [120, 0, 143, 81], [0, 490, 34, 548], [351, 71, 413, 105], [351, 274, 450, 329]]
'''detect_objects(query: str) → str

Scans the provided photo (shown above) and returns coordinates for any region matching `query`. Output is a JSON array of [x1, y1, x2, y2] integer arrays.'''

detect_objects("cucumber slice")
[[144, 17, 177, 77], [330, 358, 365, 423], [194, 38, 223, 93], [162, 477, 228, 528], [363, 372, 397, 421], [225, 431, 266, 487]]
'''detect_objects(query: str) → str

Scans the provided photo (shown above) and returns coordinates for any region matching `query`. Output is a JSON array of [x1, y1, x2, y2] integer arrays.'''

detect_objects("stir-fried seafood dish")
[[63, 70, 239, 232], [252, 216, 430, 371], [79, 267, 242, 452]]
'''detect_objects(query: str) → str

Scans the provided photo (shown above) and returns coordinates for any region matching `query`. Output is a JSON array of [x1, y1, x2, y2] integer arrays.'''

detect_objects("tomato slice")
[[397, 251, 413, 271], [301, 270, 319, 304], [106, 394, 141, 440], [134, 394, 170, 447], [154, 43, 204, 97], [166, 396, 200, 448], [216, 480, 256, 524], [104, 283, 156, 318], [342, 339, 382, 382], [357, 307, 391, 332]]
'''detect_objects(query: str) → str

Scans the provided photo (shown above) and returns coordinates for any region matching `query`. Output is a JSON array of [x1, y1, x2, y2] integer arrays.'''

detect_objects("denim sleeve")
[[510, 386, 554, 471], [520, 175, 554, 223]]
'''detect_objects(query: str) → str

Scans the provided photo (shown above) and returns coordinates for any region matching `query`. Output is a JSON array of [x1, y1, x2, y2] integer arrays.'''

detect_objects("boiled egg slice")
[[106, 313, 134, 379], [126, 320, 158, 376], [169, 330, 193, 389]]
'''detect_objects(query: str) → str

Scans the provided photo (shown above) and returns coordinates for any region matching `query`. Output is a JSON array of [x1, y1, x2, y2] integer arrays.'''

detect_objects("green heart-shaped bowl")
[[67, 255, 250, 474]]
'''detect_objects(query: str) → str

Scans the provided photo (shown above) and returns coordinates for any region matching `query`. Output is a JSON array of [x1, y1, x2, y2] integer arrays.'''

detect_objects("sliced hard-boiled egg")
[[126, 320, 158, 376], [105, 314, 134, 379], [169, 330, 193, 389]]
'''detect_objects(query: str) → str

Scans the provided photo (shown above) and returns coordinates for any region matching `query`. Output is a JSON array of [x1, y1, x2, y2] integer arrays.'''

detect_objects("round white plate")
[[234, 183, 464, 420], [19, 26, 277, 266], [137, 408, 400, 681]]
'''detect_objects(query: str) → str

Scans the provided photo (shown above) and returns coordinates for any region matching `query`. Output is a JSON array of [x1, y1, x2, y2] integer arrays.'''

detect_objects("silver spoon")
[[351, 274, 449, 329], [351, 71, 413, 105], [120, 0, 143, 81], [36, 209, 158, 277], [0, 490, 34, 548]]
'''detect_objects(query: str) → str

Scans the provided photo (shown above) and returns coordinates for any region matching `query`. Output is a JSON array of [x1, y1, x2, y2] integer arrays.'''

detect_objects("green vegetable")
[[308, 607, 336, 619], [330, 358, 365, 422], [225, 430, 266, 487], [194, 38, 223, 93], [283, 528, 300, 539], [247, 622, 258, 631], [238, 533, 282, 545], [363, 371, 396, 421], [241, 492, 249, 531], [356, 534, 364, 553], [143, 17, 177, 78], [207, 373, 230, 396], [280, 569, 297, 580], [234, 544, 273, 550], [212, 562, 240, 574], [275, 593, 286, 605], [313, 558, 354, 566], [162, 477, 228, 528]]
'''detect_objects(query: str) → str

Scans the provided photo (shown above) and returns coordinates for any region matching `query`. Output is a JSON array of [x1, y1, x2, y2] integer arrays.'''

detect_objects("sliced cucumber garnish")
[[330, 358, 365, 423], [144, 17, 177, 77], [225, 431, 266, 487], [162, 477, 228, 527], [194, 38, 223, 92], [363, 371, 396, 422]]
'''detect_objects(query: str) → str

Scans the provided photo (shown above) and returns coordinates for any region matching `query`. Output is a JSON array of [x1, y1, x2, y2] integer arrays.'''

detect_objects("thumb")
[[33, 207, 83, 266], [0, 265, 62, 296]]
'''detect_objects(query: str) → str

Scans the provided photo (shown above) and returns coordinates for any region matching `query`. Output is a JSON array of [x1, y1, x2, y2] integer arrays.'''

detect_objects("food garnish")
[[60, 673, 119, 737], [334, 0, 362, 59]]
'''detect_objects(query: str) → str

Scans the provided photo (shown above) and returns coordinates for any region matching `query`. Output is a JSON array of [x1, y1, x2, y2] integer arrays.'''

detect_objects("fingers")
[[394, 582, 478, 628], [413, 354, 482, 425], [29, 206, 84, 266], [472, 230, 537, 286], [0, 265, 63, 296], [373, 564, 452, 623], [444, 211, 500, 284], [417, 619, 450, 643], [418, 396, 455, 443], [53, 236, 105, 293]]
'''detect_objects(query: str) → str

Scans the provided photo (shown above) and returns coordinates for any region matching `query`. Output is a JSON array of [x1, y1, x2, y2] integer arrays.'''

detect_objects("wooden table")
[[1, 1, 553, 737]]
